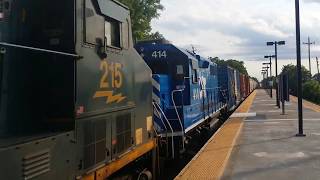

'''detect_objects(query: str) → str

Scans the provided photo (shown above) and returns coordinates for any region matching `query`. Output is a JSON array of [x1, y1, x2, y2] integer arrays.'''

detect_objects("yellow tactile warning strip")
[[175, 91, 257, 180], [290, 95, 320, 112]]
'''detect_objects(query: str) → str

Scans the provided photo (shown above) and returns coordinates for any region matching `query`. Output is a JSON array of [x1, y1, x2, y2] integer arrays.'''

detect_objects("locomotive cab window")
[[105, 19, 121, 48], [176, 65, 184, 75], [192, 69, 198, 83]]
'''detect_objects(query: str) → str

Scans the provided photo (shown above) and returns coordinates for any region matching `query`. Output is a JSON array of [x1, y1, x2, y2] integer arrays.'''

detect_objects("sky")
[[151, 0, 320, 80]]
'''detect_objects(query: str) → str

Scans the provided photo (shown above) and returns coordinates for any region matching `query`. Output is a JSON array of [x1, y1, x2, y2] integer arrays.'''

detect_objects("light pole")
[[263, 66, 269, 78], [261, 70, 267, 88], [267, 41, 286, 108], [303, 36, 315, 74], [263, 62, 272, 98], [295, 0, 305, 137], [316, 57, 319, 81], [261, 69, 268, 87]]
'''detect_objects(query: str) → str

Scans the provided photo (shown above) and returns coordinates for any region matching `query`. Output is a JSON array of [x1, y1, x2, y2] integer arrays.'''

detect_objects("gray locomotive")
[[0, 0, 155, 179]]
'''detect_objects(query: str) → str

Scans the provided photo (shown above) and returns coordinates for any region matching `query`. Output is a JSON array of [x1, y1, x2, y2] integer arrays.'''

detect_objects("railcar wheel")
[[137, 169, 152, 180]]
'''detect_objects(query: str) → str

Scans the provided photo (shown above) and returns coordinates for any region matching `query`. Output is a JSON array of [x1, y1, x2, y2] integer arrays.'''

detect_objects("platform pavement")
[[223, 89, 320, 180]]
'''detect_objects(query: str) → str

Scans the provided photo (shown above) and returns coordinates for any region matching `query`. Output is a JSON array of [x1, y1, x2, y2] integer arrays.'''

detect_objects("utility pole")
[[303, 36, 315, 74]]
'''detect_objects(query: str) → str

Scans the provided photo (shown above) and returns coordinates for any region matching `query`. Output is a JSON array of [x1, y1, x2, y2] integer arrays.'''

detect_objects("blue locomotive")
[[135, 40, 228, 156]]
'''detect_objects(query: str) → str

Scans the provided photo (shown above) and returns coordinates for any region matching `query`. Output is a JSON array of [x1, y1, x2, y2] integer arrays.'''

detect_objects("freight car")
[[217, 65, 237, 110], [234, 70, 241, 103], [0, 0, 155, 179], [135, 40, 227, 158], [240, 74, 249, 99]]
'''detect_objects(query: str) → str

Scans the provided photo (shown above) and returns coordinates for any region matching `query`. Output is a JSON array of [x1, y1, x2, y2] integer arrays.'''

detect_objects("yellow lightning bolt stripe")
[[94, 91, 126, 104]]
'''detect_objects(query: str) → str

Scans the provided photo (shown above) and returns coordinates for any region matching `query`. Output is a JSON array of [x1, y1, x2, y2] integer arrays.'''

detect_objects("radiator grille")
[[83, 119, 106, 169], [22, 150, 50, 180], [116, 114, 132, 154]]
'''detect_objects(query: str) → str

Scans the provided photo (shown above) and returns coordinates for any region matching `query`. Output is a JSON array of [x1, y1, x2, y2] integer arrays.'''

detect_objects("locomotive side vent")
[[95, 119, 106, 164], [116, 114, 132, 154], [83, 119, 107, 169], [83, 120, 95, 169], [22, 149, 50, 180]]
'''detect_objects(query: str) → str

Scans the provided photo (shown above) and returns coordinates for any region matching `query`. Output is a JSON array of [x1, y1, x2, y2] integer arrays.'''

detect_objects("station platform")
[[175, 89, 320, 180]]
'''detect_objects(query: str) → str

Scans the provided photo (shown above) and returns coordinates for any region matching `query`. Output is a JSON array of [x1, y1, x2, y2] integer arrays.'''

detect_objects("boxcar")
[[239, 74, 247, 99], [234, 69, 241, 104], [217, 65, 237, 110]]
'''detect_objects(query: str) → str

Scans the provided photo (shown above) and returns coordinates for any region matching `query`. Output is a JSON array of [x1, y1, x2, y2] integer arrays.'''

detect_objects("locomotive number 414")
[[152, 51, 167, 59]]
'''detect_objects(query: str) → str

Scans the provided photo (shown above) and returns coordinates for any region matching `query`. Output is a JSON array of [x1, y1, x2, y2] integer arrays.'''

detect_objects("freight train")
[[135, 40, 257, 159], [0, 0, 257, 179]]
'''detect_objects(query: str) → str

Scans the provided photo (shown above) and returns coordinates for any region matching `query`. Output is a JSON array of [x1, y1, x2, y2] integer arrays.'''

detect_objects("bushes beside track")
[[303, 80, 320, 104]]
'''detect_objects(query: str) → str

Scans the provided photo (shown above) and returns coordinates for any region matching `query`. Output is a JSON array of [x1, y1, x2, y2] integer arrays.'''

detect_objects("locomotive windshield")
[[148, 61, 169, 74]]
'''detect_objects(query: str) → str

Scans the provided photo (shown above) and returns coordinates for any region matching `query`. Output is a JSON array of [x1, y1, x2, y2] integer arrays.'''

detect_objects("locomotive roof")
[[96, 0, 129, 22], [135, 41, 216, 67]]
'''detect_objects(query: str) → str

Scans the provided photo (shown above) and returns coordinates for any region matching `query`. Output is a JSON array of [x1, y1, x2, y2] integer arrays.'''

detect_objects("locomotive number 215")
[[99, 60, 123, 89]]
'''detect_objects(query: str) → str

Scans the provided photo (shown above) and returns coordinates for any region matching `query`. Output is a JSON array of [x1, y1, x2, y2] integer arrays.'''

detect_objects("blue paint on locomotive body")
[[135, 42, 224, 135], [218, 65, 237, 110]]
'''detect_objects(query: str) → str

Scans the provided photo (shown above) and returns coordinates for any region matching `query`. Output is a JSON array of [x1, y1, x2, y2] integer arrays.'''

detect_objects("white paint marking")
[[263, 122, 280, 124], [254, 110, 296, 113], [245, 118, 320, 122], [253, 152, 307, 159], [151, 79, 160, 91], [258, 104, 279, 106], [230, 113, 257, 118], [255, 100, 275, 102]]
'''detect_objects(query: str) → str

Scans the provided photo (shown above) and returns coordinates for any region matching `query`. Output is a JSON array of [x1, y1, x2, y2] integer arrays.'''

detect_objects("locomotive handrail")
[[0, 42, 83, 59], [152, 104, 170, 157], [152, 101, 175, 159], [171, 89, 186, 152], [153, 104, 169, 136]]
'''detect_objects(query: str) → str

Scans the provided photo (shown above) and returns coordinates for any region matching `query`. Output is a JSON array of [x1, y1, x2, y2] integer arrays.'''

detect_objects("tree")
[[118, 0, 164, 41], [313, 73, 320, 81], [147, 31, 165, 40], [281, 64, 311, 96], [303, 80, 320, 104], [209, 57, 248, 75]]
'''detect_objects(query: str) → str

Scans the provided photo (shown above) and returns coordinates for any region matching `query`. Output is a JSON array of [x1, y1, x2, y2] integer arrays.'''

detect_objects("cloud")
[[151, 0, 320, 79], [304, 0, 320, 4]]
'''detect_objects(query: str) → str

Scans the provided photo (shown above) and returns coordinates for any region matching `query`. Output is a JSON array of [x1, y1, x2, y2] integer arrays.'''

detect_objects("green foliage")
[[261, 76, 276, 88], [303, 80, 320, 104], [250, 76, 259, 84], [281, 64, 311, 95], [147, 31, 165, 40], [313, 73, 320, 81], [250, 77, 259, 83], [118, 0, 164, 41], [209, 57, 248, 75], [279, 64, 320, 105]]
